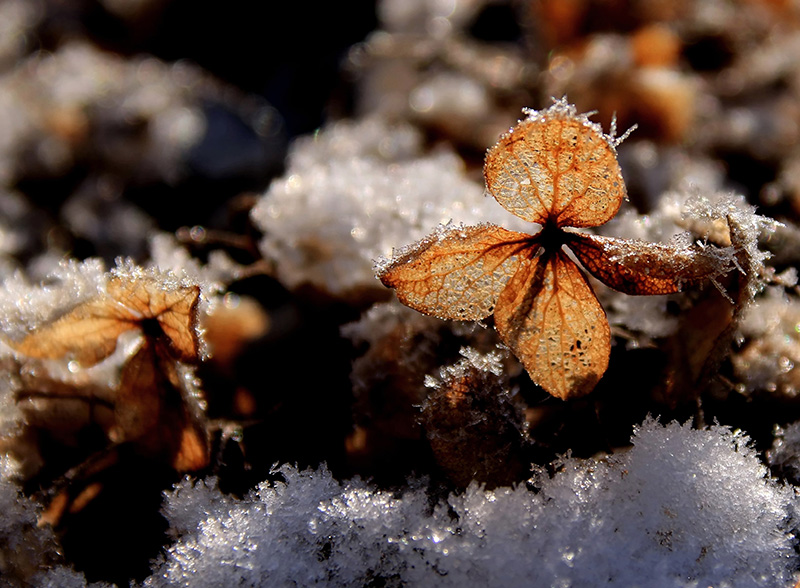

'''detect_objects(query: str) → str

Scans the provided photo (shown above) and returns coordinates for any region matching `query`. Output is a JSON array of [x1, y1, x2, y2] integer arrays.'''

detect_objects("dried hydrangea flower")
[[7, 263, 208, 472], [377, 99, 734, 399], [9, 269, 200, 368]]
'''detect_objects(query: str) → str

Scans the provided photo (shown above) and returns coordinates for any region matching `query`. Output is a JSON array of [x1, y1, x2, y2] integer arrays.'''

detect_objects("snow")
[[0, 455, 61, 585], [251, 117, 528, 298], [144, 418, 798, 588]]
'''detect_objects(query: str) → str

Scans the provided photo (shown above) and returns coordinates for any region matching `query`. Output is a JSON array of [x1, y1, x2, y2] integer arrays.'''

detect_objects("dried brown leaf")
[[11, 299, 134, 366], [114, 339, 209, 471], [106, 276, 201, 362]]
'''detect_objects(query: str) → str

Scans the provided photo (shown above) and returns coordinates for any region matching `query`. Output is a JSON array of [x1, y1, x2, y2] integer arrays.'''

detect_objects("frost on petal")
[[688, 193, 777, 316], [493, 250, 610, 399], [377, 223, 531, 321], [484, 100, 626, 228], [106, 274, 201, 363], [422, 347, 530, 488], [108, 262, 204, 361], [566, 232, 736, 295], [8, 268, 202, 367]]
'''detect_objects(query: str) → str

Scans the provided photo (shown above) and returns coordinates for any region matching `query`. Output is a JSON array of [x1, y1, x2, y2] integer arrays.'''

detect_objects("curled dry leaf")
[[9, 274, 201, 367], [7, 268, 209, 476], [565, 233, 732, 296], [422, 349, 531, 489], [378, 99, 735, 399]]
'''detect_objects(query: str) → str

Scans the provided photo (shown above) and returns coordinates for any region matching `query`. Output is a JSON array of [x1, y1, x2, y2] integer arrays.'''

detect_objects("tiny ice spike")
[[378, 99, 734, 399]]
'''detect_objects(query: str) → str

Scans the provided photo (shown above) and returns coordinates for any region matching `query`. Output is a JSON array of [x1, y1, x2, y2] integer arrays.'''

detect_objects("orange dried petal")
[[484, 108, 626, 228], [38, 489, 69, 528], [112, 340, 163, 443], [10, 298, 134, 366], [10, 276, 200, 366], [378, 223, 533, 321], [114, 339, 208, 470], [106, 276, 200, 362], [566, 232, 733, 295], [494, 250, 610, 399], [170, 423, 210, 472]]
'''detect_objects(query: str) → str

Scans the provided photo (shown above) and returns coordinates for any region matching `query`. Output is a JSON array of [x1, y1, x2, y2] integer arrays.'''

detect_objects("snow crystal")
[[0, 455, 62, 586], [0, 258, 107, 338], [28, 566, 115, 588], [429, 346, 506, 383], [251, 117, 527, 297], [769, 420, 800, 485], [340, 298, 441, 349], [148, 232, 238, 298], [159, 476, 239, 542], [146, 419, 798, 587], [734, 287, 800, 397]]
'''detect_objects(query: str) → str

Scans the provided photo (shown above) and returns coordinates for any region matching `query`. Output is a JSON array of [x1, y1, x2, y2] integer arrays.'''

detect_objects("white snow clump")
[[250, 117, 528, 297], [146, 418, 798, 587]]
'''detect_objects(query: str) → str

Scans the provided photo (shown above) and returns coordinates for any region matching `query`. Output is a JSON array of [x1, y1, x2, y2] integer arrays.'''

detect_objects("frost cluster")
[[146, 419, 797, 587], [251, 117, 527, 297], [0, 455, 60, 585], [0, 258, 108, 338], [147, 232, 239, 297], [341, 298, 442, 350], [595, 185, 773, 339], [734, 287, 800, 397]]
